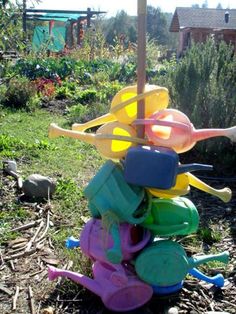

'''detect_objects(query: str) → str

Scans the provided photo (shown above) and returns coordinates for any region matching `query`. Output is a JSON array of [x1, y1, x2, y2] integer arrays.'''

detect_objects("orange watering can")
[[49, 122, 148, 159], [134, 108, 236, 153], [72, 84, 169, 131]]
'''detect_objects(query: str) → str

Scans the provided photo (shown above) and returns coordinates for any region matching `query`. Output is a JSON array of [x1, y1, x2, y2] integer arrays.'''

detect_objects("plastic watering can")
[[137, 108, 236, 153], [141, 197, 199, 236], [49, 121, 148, 160], [48, 261, 153, 312], [187, 172, 232, 203], [72, 113, 117, 132], [110, 84, 169, 124], [84, 160, 149, 224], [124, 145, 213, 189], [66, 219, 151, 264], [135, 240, 229, 286], [152, 268, 224, 295], [148, 172, 232, 202], [147, 173, 190, 198], [72, 85, 169, 131]]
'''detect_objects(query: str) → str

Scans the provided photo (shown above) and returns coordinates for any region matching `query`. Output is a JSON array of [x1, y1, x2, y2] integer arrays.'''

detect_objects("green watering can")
[[142, 197, 199, 236], [135, 240, 229, 286], [84, 160, 150, 224], [84, 160, 151, 263]]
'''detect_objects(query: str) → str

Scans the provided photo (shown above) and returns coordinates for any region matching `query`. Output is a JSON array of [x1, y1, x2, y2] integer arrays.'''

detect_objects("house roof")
[[170, 7, 236, 32]]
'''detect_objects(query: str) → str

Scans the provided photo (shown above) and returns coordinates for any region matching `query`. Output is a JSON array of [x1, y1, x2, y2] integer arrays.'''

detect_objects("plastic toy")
[[84, 160, 149, 224], [66, 219, 151, 264], [72, 84, 169, 130], [141, 197, 199, 236], [49, 121, 148, 160], [135, 239, 229, 286], [48, 261, 153, 312], [109, 84, 169, 124], [148, 171, 232, 202], [47, 1, 231, 310], [124, 145, 213, 189], [153, 269, 224, 295], [138, 108, 236, 153]]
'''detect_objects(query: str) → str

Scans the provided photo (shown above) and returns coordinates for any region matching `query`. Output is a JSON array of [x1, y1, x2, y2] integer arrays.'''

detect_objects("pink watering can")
[[48, 261, 153, 312], [66, 218, 151, 264], [133, 108, 236, 153]]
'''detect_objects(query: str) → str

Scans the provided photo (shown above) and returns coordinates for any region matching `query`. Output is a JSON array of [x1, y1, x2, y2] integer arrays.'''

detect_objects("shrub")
[[2, 76, 38, 110], [152, 39, 236, 173]]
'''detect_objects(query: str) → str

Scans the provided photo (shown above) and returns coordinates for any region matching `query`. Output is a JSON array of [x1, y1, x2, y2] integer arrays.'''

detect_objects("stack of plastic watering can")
[[48, 84, 234, 312]]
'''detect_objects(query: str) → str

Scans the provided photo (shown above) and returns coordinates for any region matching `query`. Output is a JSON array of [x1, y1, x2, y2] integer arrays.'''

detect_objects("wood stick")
[[137, 0, 147, 139], [35, 210, 50, 243], [28, 286, 36, 314], [10, 219, 42, 232], [25, 220, 44, 252], [4, 247, 37, 261], [0, 284, 13, 296], [12, 286, 20, 310]]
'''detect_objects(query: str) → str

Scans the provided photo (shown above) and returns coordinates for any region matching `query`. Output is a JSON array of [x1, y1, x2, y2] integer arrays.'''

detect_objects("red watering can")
[[134, 108, 236, 153]]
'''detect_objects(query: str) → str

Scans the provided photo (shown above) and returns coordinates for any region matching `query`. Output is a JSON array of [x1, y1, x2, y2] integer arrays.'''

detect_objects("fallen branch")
[[25, 220, 44, 252], [28, 286, 36, 314], [4, 247, 37, 261], [0, 284, 13, 296], [36, 210, 50, 243], [10, 219, 43, 233], [12, 286, 20, 310]]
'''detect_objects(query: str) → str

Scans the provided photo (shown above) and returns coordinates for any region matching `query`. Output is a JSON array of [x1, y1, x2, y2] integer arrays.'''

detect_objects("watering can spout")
[[48, 123, 96, 145], [193, 126, 236, 143], [189, 251, 229, 269], [178, 163, 213, 175], [48, 266, 101, 296], [189, 268, 225, 287], [72, 113, 116, 132]]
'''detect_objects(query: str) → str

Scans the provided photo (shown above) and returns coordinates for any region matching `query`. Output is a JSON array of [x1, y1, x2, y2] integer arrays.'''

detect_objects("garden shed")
[[170, 7, 236, 57], [25, 8, 106, 52]]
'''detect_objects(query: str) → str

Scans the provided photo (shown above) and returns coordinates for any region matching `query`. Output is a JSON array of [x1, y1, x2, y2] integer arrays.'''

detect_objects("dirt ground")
[[0, 166, 236, 314]]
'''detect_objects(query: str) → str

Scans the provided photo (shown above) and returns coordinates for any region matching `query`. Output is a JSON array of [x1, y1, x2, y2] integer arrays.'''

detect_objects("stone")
[[22, 174, 56, 200], [167, 307, 179, 314]]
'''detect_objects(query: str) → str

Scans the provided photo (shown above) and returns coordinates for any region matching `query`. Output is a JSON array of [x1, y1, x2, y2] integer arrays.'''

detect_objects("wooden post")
[[137, 0, 147, 139], [87, 7, 92, 28], [22, 0, 27, 36]]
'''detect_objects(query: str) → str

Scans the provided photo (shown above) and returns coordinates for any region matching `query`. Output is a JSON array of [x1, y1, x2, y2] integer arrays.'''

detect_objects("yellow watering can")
[[49, 122, 148, 159], [72, 84, 169, 131], [148, 172, 232, 203]]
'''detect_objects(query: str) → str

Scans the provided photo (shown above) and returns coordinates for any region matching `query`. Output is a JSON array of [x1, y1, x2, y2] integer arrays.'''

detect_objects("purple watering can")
[[66, 218, 151, 264], [48, 261, 153, 312]]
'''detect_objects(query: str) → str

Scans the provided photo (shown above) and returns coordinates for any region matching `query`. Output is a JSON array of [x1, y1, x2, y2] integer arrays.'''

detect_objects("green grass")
[[0, 108, 103, 257]]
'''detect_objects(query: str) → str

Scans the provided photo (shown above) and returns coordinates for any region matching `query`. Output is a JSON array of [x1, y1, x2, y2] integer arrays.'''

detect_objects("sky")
[[32, 0, 235, 16]]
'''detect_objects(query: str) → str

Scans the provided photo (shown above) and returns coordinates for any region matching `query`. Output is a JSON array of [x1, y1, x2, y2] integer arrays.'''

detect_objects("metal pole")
[[137, 0, 147, 139]]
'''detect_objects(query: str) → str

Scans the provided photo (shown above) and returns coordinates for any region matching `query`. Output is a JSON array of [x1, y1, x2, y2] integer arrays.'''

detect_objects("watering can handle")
[[125, 228, 151, 253], [133, 119, 189, 131], [178, 163, 213, 174], [142, 222, 189, 234]]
